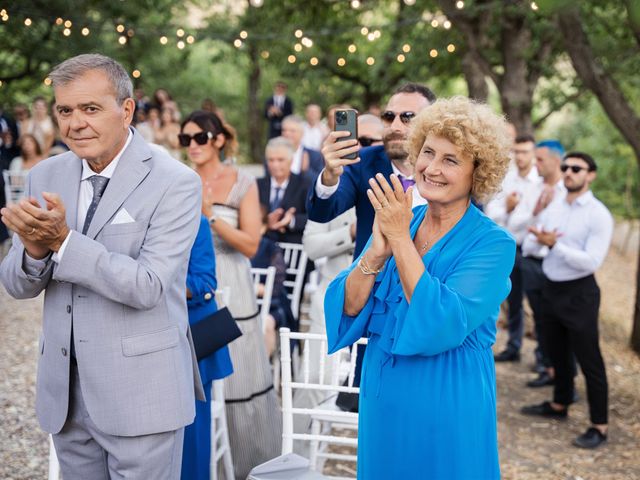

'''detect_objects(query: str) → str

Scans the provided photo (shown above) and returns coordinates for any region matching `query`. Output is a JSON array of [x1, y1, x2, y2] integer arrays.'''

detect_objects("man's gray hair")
[[282, 114, 305, 128], [49, 54, 133, 104], [265, 136, 295, 158], [358, 113, 383, 127]]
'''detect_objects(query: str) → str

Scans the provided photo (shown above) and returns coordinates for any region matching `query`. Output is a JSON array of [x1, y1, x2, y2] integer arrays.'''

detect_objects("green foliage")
[[539, 97, 639, 218]]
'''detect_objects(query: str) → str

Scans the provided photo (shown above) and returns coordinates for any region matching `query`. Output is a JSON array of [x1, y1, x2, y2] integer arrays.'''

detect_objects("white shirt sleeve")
[[51, 230, 73, 263], [314, 169, 340, 199], [549, 207, 613, 272]]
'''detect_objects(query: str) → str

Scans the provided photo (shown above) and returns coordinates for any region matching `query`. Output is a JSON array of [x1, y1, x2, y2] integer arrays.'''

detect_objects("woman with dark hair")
[[180, 111, 281, 479], [9, 133, 44, 171]]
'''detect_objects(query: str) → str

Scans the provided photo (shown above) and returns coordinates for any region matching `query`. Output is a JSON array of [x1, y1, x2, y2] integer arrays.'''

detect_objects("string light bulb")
[[240, 30, 248, 39], [444, 20, 452, 29], [402, 44, 411, 53], [447, 44, 456, 53], [64, 20, 72, 28], [81, 27, 90, 36], [531, 2, 539, 10], [351, 0, 361, 8], [160, 36, 168, 45], [348, 44, 357, 53], [288, 55, 296, 63], [430, 49, 438, 58], [337, 57, 346, 66], [397, 54, 406, 63], [366, 56, 375, 65], [186, 35, 195, 44], [295, 29, 303, 38], [361, 27, 369, 35], [44, 77, 52, 86], [24, 18, 32, 26], [294, 43, 302, 52], [261, 51, 270, 59], [55, 17, 63, 25], [132, 70, 141, 78], [119, 36, 127, 45], [63, 28, 71, 36], [177, 40, 185, 49], [456, 1, 464, 8], [310, 57, 319, 66], [176, 28, 185, 37], [233, 39, 243, 48], [301, 37, 313, 48], [116, 24, 125, 33]]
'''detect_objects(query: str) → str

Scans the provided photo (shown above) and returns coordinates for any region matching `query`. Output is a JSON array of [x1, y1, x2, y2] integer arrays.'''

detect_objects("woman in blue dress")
[[181, 215, 234, 480], [324, 97, 515, 479]]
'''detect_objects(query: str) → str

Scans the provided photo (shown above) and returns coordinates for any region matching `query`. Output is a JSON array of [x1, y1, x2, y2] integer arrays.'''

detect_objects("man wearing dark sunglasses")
[[521, 151, 612, 450], [308, 82, 436, 259]]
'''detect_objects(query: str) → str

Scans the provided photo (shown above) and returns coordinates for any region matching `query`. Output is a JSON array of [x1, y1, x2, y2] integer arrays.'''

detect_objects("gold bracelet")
[[358, 255, 382, 275]]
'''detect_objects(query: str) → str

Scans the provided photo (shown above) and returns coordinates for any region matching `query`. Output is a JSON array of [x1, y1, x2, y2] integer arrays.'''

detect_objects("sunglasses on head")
[[178, 131, 214, 147], [358, 136, 382, 147], [380, 111, 416, 125], [560, 164, 588, 173]]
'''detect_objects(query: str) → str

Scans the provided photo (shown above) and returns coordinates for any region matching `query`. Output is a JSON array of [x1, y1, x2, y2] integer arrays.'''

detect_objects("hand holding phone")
[[320, 110, 360, 187]]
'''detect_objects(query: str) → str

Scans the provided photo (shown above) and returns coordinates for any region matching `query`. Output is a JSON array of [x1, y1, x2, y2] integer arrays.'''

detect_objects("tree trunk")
[[558, 8, 640, 354], [246, 42, 263, 164], [461, 51, 489, 102], [499, 6, 534, 135]]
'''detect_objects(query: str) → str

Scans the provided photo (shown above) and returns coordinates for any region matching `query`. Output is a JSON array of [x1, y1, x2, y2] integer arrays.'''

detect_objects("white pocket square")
[[111, 208, 136, 225]]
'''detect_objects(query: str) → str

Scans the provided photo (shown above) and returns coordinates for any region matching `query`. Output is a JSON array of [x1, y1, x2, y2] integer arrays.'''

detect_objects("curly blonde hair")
[[406, 96, 512, 204]]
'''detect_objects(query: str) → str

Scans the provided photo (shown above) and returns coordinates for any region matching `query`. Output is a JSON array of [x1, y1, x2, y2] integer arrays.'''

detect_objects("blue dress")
[[181, 216, 234, 480], [325, 204, 515, 479]]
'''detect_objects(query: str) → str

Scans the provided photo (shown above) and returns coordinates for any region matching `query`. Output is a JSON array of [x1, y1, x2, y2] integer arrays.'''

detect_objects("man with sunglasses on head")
[[521, 152, 612, 450], [308, 83, 436, 258]]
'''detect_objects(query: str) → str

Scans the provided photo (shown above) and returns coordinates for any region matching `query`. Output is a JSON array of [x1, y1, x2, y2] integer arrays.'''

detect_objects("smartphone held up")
[[335, 109, 358, 160]]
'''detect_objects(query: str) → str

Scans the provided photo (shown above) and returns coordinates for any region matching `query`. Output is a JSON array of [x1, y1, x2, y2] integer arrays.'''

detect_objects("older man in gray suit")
[[0, 54, 203, 479]]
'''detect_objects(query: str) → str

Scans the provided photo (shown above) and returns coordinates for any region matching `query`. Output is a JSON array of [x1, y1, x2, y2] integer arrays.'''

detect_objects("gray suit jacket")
[[0, 129, 204, 436]]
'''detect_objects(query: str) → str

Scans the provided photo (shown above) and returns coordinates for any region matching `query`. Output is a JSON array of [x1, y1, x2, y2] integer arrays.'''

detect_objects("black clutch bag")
[[191, 307, 242, 361]]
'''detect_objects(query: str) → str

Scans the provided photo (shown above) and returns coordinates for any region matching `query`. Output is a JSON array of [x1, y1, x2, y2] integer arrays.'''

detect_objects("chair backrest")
[[279, 328, 368, 469], [250, 266, 276, 332], [3, 170, 28, 205], [276, 242, 308, 320]]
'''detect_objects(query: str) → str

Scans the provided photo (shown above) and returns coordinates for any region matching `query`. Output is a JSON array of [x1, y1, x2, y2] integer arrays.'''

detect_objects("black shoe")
[[526, 371, 554, 388], [521, 401, 568, 419], [494, 349, 520, 362], [572, 427, 607, 449]]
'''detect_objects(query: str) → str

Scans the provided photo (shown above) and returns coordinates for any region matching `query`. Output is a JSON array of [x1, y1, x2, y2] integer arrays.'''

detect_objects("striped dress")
[[210, 169, 282, 479]]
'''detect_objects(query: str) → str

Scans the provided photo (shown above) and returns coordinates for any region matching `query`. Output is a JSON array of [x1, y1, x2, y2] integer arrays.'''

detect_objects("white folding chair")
[[250, 266, 277, 333], [276, 242, 309, 321], [279, 327, 368, 479], [210, 380, 234, 480], [48, 435, 60, 480]]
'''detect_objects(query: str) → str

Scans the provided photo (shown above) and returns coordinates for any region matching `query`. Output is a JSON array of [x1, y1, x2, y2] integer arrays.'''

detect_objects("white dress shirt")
[[291, 145, 304, 175], [315, 162, 427, 208], [484, 167, 541, 244], [522, 190, 613, 281], [302, 123, 327, 151], [269, 177, 295, 228]]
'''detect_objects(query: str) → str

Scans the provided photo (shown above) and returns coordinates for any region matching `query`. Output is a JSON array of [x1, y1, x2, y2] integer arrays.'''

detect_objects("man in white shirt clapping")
[[521, 152, 613, 450]]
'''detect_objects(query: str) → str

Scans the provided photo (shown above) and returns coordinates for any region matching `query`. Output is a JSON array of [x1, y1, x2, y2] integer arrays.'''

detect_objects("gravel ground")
[[1, 244, 639, 479]]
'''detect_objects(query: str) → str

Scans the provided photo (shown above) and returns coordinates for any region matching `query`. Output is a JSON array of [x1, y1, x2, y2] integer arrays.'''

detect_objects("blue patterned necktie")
[[82, 175, 110, 235], [270, 186, 282, 211]]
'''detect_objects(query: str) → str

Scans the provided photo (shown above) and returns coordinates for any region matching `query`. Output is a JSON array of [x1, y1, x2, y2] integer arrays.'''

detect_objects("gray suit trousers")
[[52, 364, 185, 480]]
